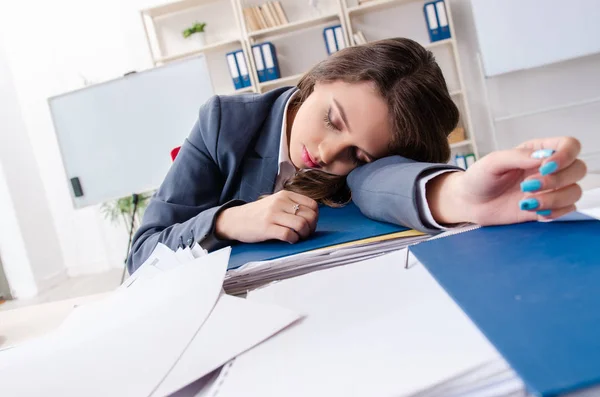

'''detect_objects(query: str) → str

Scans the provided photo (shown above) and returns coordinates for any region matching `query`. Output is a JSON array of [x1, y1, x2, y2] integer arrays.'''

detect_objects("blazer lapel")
[[238, 87, 297, 202]]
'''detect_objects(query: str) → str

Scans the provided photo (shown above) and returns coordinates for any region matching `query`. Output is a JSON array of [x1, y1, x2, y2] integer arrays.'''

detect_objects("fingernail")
[[539, 161, 558, 176], [531, 149, 555, 159], [520, 179, 542, 193], [519, 198, 540, 211], [536, 210, 552, 216]]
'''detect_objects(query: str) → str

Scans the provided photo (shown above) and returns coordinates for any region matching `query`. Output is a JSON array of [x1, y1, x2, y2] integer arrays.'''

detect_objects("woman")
[[127, 38, 586, 273]]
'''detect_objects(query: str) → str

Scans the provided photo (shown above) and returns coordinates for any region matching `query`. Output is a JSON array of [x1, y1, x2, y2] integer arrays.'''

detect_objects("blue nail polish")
[[531, 149, 555, 159], [520, 179, 542, 193], [537, 210, 552, 216], [539, 161, 558, 176], [519, 198, 540, 211]]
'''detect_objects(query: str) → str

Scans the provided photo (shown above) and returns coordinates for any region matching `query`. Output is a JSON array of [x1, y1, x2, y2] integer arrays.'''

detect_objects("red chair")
[[170, 146, 181, 161]]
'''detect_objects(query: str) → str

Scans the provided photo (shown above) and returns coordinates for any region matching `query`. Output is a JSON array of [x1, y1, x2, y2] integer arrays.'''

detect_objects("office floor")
[[0, 269, 122, 311]]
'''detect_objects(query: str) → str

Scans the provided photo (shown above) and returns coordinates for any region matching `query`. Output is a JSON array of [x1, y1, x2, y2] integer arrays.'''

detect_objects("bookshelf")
[[140, 0, 478, 159]]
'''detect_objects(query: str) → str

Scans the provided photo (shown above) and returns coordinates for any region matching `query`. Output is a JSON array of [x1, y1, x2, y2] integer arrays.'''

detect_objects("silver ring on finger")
[[292, 203, 300, 215]]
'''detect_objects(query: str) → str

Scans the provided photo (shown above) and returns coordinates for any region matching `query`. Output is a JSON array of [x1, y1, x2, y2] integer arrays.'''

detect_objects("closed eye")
[[324, 107, 341, 131]]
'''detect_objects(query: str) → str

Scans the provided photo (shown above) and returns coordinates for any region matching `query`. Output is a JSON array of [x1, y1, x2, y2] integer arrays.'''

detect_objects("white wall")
[[450, 0, 600, 170], [0, 35, 65, 298], [0, 0, 161, 277]]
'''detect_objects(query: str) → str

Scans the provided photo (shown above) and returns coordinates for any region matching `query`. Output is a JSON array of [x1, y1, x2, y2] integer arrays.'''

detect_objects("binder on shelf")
[[242, 8, 260, 32], [334, 26, 346, 50], [253, 6, 268, 30], [252, 44, 268, 83], [323, 25, 342, 55], [261, 42, 281, 82], [235, 50, 252, 88], [435, 0, 451, 40], [226, 51, 243, 90], [424, 1, 441, 42], [454, 153, 467, 169], [273, 1, 288, 25], [465, 153, 476, 168], [260, 4, 276, 28], [266, 2, 281, 26]]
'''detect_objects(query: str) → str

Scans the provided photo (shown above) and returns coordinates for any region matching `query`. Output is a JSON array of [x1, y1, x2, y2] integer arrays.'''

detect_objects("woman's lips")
[[302, 146, 320, 168]]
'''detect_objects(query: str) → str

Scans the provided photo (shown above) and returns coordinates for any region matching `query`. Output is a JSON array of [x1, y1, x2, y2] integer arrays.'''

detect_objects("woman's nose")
[[319, 137, 347, 166]]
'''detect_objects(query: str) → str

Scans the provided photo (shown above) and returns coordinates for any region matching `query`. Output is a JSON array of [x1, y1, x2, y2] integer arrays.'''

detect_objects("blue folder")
[[423, 1, 441, 42], [228, 202, 408, 270], [410, 220, 600, 397], [260, 42, 280, 81]]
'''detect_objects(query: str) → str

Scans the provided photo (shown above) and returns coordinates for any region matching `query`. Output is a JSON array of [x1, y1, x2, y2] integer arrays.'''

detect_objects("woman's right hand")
[[215, 191, 319, 244]]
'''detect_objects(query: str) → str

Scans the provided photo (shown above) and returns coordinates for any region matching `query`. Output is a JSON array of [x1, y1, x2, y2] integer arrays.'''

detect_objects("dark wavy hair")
[[283, 37, 459, 206]]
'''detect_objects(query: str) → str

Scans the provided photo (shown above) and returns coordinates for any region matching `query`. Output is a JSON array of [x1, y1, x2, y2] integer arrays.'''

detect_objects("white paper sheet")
[[211, 250, 501, 397], [153, 294, 302, 396], [121, 243, 181, 289], [0, 248, 230, 397]]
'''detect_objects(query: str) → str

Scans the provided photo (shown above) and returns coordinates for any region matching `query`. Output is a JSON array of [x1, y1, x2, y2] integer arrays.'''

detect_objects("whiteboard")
[[471, 0, 600, 76], [49, 56, 214, 208]]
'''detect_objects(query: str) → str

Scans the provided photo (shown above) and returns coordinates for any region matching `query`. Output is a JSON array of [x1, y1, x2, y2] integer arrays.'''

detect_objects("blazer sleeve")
[[346, 156, 461, 234], [127, 96, 244, 274]]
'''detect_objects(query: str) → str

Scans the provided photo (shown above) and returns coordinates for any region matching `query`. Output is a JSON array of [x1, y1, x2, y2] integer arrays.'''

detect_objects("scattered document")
[[0, 245, 300, 397], [0, 248, 230, 397], [210, 250, 505, 397], [152, 294, 301, 396]]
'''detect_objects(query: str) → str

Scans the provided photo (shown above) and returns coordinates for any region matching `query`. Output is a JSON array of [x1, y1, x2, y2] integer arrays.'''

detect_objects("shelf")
[[347, 0, 418, 15], [259, 73, 304, 89], [248, 12, 341, 39], [450, 140, 473, 150], [142, 0, 217, 18], [423, 38, 455, 51], [155, 38, 241, 64]]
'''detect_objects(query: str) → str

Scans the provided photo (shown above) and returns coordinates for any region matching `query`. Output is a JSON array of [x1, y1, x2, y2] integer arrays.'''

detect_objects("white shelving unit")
[[342, 0, 478, 159], [140, 0, 478, 158]]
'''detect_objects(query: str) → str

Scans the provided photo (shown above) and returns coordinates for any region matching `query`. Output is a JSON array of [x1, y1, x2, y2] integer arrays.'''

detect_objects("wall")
[[450, 0, 600, 170], [0, 35, 65, 298], [0, 0, 162, 278]]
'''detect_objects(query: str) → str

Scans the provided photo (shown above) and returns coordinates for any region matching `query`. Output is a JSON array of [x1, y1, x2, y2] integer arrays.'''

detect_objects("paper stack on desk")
[[224, 202, 429, 294], [210, 250, 512, 397], [0, 245, 301, 397]]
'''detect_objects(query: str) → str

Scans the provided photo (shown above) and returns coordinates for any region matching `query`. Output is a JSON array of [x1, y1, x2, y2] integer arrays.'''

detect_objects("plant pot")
[[195, 32, 206, 48]]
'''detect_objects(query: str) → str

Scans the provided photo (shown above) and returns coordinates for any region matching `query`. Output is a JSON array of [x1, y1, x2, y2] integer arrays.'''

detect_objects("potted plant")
[[101, 192, 153, 230], [183, 22, 207, 48]]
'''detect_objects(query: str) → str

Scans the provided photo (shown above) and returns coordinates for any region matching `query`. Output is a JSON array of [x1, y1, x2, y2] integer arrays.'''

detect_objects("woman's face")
[[288, 80, 392, 176]]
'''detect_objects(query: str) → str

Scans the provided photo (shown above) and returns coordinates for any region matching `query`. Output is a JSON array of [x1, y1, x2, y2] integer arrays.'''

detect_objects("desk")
[[0, 293, 108, 351]]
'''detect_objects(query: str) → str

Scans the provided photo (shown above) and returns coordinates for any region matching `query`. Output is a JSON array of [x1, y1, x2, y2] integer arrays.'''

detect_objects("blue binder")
[[229, 202, 408, 270], [234, 50, 252, 88], [225, 51, 242, 90], [260, 42, 280, 81], [252, 44, 268, 83], [410, 220, 600, 396], [323, 25, 340, 55], [424, 1, 442, 42], [435, 0, 451, 40]]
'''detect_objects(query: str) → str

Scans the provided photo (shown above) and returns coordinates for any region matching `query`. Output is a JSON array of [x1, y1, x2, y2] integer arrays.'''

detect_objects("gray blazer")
[[127, 87, 456, 273]]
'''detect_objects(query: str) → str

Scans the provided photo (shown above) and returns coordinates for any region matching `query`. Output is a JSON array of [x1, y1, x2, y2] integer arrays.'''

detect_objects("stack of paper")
[[0, 245, 301, 397], [224, 233, 426, 294], [224, 203, 429, 294], [210, 250, 515, 397]]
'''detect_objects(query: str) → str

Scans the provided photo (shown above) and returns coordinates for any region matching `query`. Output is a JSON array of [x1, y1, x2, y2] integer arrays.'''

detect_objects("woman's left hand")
[[428, 136, 587, 226]]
